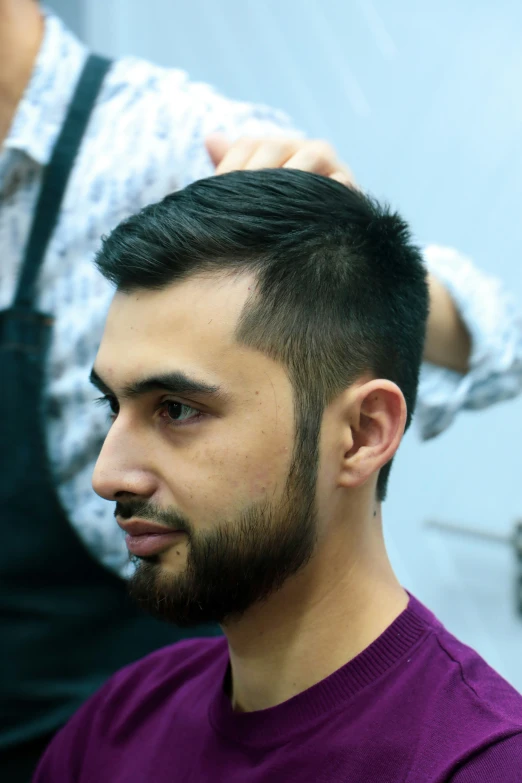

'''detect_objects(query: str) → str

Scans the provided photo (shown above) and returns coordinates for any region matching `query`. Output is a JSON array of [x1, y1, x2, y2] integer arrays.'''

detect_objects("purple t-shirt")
[[34, 595, 522, 782]]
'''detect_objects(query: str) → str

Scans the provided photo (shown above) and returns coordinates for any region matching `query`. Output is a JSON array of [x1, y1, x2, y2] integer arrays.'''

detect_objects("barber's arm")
[[424, 272, 471, 374], [417, 244, 522, 438]]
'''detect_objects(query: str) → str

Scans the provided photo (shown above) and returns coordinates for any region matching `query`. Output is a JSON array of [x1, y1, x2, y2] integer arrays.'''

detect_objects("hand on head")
[[205, 133, 356, 188]]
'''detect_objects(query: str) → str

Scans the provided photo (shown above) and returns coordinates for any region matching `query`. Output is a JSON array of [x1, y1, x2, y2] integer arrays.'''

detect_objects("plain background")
[[48, 0, 522, 690]]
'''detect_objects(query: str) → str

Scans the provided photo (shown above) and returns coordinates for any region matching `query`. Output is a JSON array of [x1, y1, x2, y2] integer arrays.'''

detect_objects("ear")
[[337, 379, 407, 490]]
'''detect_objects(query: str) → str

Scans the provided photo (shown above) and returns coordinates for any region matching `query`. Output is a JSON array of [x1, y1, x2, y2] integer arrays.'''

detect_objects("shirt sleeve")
[[416, 244, 522, 439], [155, 64, 305, 187], [447, 733, 522, 782]]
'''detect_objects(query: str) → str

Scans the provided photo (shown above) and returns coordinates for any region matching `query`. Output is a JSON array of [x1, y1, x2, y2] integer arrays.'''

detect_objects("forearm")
[[423, 273, 471, 374], [416, 245, 522, 439]]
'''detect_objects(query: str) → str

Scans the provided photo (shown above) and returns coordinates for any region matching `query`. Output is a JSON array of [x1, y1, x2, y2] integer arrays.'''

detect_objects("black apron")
[[0, 54, 219, 779]]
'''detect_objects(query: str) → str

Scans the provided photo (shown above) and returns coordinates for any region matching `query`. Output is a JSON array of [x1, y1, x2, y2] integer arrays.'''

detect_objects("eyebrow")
[[89, 367, 224, 401]]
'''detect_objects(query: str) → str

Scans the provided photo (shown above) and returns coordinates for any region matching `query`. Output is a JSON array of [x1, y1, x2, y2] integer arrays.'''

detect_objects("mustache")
[[114, 499, 192, 534]]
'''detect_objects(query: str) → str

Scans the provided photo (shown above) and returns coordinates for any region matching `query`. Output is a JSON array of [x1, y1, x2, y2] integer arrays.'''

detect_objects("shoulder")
[[95, 54, 295, 146], [33, 637, 227, 781], [105, 635, 228, 697], [89, 635, 228, 743], [98, 56, 191, 114], [74, 53, 296, 217], [59, 636, 227, 731], [448, 732, 522, 782], [102, 54, 295, 126], [65, 58, 208, 240], [410, 597, 522, 730], [402, 597, 522, 781], [78, 57, 193, 205], [432, 624, 522, 726], [93, 54, 298, 169]]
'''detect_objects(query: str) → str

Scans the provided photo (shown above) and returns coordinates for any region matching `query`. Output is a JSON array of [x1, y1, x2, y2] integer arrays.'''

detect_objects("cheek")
[[166, 434, 293, 516], [238, 440, 293, 501]]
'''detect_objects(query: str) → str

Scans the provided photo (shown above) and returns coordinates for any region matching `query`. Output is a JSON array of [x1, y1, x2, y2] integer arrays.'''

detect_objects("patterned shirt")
[[1, 11, 521, 577]]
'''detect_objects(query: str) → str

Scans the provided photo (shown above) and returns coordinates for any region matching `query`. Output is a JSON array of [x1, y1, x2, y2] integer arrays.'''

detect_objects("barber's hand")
[[205, 133, 356, 188]]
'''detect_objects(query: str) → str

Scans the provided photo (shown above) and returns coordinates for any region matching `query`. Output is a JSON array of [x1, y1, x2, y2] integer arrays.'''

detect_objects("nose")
[[92, 415, 158, 501]]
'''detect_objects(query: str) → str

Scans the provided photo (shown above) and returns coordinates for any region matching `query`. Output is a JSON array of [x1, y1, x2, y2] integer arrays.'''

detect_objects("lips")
[[117, 519, 175, 536], [117, 518, 185, 557]]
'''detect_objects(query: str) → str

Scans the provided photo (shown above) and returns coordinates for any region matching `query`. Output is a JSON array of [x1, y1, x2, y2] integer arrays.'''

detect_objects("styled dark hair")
[[95, 169, 428, 500]]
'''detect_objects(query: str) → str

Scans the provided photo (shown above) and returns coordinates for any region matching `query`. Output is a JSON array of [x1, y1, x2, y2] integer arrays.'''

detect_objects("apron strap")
[[14, 54, 112, 309]]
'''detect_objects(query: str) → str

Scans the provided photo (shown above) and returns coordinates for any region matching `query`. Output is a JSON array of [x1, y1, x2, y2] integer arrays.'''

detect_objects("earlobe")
[[338, 380, 407, 490]]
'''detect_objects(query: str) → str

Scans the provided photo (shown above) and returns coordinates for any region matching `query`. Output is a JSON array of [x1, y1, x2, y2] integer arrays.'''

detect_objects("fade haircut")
[[95, 169, 428, 501]]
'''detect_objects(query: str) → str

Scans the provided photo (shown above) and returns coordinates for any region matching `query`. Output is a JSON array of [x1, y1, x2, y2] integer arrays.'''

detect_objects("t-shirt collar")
[[209, 593, 435, 749]]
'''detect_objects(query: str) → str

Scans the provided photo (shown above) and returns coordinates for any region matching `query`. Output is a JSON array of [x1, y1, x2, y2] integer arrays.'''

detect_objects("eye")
[[94, 395, 119, 417], [162, 401, 201, 424]]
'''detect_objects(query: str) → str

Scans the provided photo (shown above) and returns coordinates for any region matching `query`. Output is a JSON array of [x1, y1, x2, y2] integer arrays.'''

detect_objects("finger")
[[205, 133, 231, 168], [282, 141, 338, 176], [329, 170, 358, 189], [215, 138, 260, 174], [241, 139, 301, 170]]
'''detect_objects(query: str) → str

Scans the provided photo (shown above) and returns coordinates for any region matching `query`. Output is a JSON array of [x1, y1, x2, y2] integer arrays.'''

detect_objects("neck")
[[223, 503, 408, 713], [0, 0, 44, 146]]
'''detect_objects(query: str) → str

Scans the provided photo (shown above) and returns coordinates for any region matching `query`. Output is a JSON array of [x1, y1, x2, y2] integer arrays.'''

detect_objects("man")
[[34, 170, 522, 782], [2, 0, 521, 779], [0, 4, 357, 778]]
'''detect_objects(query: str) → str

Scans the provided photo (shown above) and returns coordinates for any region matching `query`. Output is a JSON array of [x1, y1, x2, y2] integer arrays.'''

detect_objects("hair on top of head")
[[96, 169, 428, 500]]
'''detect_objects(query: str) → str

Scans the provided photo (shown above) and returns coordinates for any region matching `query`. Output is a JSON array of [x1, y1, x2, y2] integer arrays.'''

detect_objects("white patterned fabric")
[[418, 245, 522, 439], [1, 11, 521, 577]]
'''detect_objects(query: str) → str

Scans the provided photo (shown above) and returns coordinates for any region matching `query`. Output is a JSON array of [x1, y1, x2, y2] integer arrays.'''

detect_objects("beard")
[[117, 448, 318, 627]]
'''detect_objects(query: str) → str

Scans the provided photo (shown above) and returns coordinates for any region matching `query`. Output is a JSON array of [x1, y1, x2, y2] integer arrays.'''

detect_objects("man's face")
[[92, 274, 318, 626]]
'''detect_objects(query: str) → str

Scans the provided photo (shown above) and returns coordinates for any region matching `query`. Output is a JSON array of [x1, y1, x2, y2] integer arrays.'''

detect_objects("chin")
[[142, 547, 189, 573], [161, 550, 190, 573]]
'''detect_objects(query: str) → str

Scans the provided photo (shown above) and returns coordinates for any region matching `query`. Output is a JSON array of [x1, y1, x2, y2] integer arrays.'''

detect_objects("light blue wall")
[[46, 0, 84, 37], [52, 0, 522, 687]]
